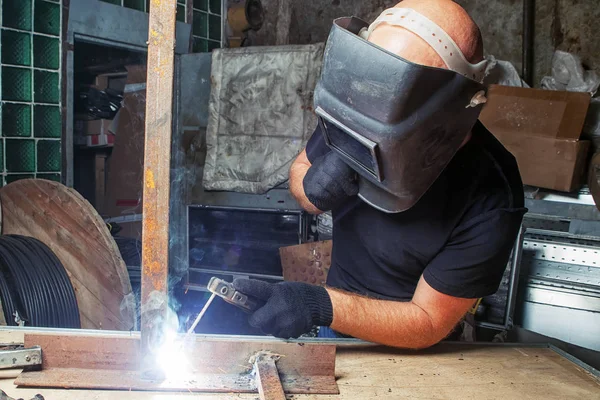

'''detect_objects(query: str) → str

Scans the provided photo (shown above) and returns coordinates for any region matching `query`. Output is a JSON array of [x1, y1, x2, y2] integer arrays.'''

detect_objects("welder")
[[234, 0, 526, 348]]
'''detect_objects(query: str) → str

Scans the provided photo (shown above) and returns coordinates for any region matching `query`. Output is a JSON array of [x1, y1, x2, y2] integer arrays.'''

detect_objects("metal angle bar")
[[548, 344, 600, 378], [140, 0, 178, 364]]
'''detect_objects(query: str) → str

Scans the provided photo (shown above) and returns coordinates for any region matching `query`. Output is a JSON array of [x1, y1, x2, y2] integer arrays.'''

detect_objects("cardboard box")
[[104, 65, 147, 217], [81, 119, 114, 136], [94, 72, 128, 92], [86, 132, 115, 147], [480, 85, 591, 192]]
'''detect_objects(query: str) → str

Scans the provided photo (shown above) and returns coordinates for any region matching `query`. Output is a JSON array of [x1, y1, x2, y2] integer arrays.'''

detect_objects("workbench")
[[1, 329, 599, 399]]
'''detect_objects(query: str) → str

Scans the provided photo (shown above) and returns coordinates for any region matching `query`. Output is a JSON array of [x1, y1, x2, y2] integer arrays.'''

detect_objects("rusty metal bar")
[[255, 358, 286, 400], [140, 0, 178, 365]]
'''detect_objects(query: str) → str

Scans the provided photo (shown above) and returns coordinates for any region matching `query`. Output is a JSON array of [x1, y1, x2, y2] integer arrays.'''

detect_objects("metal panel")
[[179, 52, 212, 128], [522, 237, 600, 268], [520, 301, 600, 352], [517, 230, 600, 351], [68, 0, 191, 54]]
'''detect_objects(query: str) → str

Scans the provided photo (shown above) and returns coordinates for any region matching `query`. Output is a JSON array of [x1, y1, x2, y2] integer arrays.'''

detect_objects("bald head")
[[368, 0, 483, 69]]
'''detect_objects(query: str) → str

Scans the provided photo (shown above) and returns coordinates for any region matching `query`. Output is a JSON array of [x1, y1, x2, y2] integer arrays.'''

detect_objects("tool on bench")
[[0, 346, 42, 370]]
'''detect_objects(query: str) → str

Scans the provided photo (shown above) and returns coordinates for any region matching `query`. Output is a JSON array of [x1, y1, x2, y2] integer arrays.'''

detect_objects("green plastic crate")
[[2, 0, 33, 31], [208, 14, 220, 41], [209, 0, 220, 15], [37, 140, 61, 172], [177, 4, 186, 22], [6, 139, 35, 172], [193, 11, 207, 37], [207, 40, 220, 52], [192, 37, 207, 53], [33, 35, 60, 69], [37, 173, 61, 182], [34, 0, 60, 36], [193, 0, 207, 11], [34, 105, 61, 138], [34, 70, 59, 104], [124, 0, 145, 11], [100, 0, 121, 4], [2, 103, 32, 137], [0, 141, 3, 172], [2, 67, 32, 102], [5, 174, 35, 184], [1, 30, 32, 66]]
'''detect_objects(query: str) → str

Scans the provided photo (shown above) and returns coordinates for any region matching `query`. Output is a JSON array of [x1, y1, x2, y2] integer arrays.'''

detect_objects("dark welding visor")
[[313, 15, 488, 213]]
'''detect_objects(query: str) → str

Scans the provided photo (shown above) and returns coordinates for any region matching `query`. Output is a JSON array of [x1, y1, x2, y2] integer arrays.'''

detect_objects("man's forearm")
[[289, 157, 323, 215], [327, 288, 458, 349]]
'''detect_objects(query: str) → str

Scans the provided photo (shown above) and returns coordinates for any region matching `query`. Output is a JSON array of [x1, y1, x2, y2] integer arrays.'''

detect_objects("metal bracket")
[[0, 346, 42, 370]]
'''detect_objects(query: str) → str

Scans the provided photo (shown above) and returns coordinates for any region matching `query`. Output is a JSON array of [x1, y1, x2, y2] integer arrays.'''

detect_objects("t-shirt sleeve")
[[423, 208, 526, 299], [305, 124, 331, 163]]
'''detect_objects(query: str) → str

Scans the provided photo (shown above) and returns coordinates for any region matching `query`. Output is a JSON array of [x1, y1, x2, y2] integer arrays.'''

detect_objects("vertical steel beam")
[[141, 0, 177, 364]]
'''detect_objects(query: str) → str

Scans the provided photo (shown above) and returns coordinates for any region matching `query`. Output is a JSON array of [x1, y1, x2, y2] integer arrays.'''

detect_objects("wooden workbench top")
[[2, 334, 599, 399]]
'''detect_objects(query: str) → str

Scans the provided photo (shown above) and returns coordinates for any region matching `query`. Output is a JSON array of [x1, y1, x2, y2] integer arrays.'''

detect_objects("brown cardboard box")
[[81, 119, 114, 136], [94, 72, 128, 92], [104, 65, 147, 217], [480, 85, 592, 192]]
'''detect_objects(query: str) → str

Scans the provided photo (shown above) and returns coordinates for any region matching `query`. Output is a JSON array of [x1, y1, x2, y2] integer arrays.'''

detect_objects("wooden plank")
[[3, 336, 600, 399], [255, 358, 286, 400], [0, 180, 134, 330], [279, 240, 332, 285], [15, 332, 338, 394], [140, 0, 177, 357]]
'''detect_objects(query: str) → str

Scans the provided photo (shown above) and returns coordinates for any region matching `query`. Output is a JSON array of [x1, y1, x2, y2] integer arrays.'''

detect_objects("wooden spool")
[[0, 179, 134, 330]]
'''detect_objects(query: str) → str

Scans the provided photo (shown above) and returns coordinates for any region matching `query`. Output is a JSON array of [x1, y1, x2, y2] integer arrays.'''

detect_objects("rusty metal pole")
[[140, 0, 177, 370]]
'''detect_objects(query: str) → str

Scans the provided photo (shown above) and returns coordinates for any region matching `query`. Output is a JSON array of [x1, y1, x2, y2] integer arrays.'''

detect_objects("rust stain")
[[145, 169, 156, 189]]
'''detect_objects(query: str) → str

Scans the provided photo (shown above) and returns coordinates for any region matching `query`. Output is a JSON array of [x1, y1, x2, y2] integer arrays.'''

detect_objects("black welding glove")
[[303, 151, 359, 212], [233, 278, 333, 339]]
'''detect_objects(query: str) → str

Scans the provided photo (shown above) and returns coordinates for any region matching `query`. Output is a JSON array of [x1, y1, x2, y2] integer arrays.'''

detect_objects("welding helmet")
[[313, 8, 488, 213]]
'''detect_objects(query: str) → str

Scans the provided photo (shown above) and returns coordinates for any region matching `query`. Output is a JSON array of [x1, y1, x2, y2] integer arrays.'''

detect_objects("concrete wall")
[[247, 0, 599, 87]]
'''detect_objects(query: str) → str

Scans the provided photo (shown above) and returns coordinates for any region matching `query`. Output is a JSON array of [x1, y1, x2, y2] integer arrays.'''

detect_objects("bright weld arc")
[[154, 293, 217, 382]]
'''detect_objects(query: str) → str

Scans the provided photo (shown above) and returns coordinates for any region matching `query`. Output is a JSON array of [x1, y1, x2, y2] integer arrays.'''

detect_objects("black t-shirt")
[[305, 121, 527, 300]]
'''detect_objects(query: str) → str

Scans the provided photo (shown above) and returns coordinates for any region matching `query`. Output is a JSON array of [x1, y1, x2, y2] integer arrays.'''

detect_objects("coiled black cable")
[[0, 235, 80, 328]]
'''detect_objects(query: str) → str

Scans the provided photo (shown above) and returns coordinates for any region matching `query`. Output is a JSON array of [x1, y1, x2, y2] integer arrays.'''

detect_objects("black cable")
[[27, 237, 80, 328], [0, 235, 80, 328], [0, 260, 19, 325]]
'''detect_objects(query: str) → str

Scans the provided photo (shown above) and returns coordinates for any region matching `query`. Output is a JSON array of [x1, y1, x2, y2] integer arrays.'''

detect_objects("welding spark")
[[155, 328, 193, 382]]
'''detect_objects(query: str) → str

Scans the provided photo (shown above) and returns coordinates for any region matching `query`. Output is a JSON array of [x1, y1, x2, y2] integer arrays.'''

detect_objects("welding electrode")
[[186, 292, 216, 335]]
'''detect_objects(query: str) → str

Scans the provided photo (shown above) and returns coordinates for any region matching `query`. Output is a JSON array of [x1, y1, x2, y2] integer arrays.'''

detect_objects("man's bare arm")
[[289, 150, 323, 215], [327, 276, 476, 349]]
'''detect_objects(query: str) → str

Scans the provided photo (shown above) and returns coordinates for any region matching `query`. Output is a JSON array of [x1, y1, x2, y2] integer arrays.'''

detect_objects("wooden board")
[[0, 179, 134, 330], [280, 240, 332, 285], [3, 329, 599, 399], [15, 332, 338, 394]]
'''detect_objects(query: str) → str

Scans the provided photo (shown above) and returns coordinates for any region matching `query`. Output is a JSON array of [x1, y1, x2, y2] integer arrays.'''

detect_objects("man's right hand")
[[302, 151, 359, 212]]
